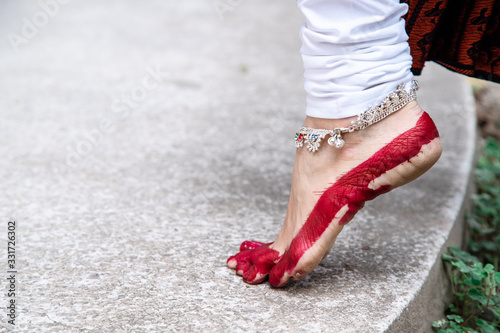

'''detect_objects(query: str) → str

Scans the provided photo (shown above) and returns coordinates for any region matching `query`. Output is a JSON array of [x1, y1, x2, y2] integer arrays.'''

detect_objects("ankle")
[[303, 115, 357, 129], [303, 101, 422, 129]]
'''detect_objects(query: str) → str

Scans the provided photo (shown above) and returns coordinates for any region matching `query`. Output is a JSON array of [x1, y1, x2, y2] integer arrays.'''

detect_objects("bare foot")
[[227, 101, 442, 287]]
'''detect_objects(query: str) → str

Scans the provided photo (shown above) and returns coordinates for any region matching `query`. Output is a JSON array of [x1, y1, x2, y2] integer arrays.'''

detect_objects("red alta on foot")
[[228, 112, 440, 287]]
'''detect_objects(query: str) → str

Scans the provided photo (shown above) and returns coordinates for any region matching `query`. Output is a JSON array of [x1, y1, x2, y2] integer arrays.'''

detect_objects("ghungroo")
[[295, 80, 419, 152]]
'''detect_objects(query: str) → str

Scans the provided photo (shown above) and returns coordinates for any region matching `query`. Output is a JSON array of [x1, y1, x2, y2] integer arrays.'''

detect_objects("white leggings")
[[298, 0, 414, 119]]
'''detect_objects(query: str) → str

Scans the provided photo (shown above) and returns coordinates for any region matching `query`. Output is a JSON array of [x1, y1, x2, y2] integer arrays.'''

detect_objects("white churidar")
[[297, 0, 414, 119]]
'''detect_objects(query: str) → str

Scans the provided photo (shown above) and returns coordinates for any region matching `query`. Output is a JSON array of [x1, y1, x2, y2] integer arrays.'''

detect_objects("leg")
[[227, 0, 443, 287]]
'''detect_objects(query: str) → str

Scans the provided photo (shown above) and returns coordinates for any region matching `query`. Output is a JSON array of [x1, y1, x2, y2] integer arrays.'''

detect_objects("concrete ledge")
[[386, 64, 477, 333], [0, 1, 476, 332]]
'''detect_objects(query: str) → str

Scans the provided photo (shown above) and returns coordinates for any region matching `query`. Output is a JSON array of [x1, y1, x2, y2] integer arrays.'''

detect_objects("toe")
[[268, 251, 299, 287], [268, 260, 290, 287], [240, 240, 267, 251], [227, 250, 252, 269], [244, 266, 268, 284], [236, 262, 252, 276], [227, 256, 238, 269], [244, 248, 281, 284]]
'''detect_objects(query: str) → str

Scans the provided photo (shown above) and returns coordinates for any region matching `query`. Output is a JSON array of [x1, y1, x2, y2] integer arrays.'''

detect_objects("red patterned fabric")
[[404, 0, 500, 82]]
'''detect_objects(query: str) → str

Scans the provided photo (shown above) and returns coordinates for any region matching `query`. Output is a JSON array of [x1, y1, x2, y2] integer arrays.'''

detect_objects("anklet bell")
[[295, 80, 419, 152]]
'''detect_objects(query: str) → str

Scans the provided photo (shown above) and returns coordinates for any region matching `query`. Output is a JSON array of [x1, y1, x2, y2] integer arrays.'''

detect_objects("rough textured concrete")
[[0, 1, 476, 332], [386, 76, 477, 333]]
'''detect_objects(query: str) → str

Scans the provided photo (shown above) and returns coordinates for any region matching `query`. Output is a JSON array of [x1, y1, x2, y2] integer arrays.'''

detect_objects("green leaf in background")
[[434, 137, 500, 333]]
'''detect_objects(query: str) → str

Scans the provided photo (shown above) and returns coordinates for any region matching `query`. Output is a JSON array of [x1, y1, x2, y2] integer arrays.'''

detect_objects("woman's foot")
[[227, 101, 442, 287]]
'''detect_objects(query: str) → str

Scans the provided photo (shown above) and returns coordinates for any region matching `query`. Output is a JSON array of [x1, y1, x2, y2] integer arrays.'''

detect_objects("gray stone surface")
[[0, 1, 476, 332]]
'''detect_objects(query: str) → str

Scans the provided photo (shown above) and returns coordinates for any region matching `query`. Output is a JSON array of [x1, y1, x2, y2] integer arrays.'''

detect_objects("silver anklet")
[[295, 80, 419, 152]]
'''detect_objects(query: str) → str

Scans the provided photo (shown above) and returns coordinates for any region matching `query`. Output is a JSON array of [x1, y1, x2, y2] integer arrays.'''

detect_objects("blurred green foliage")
[[433, 138, 500, 333]]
